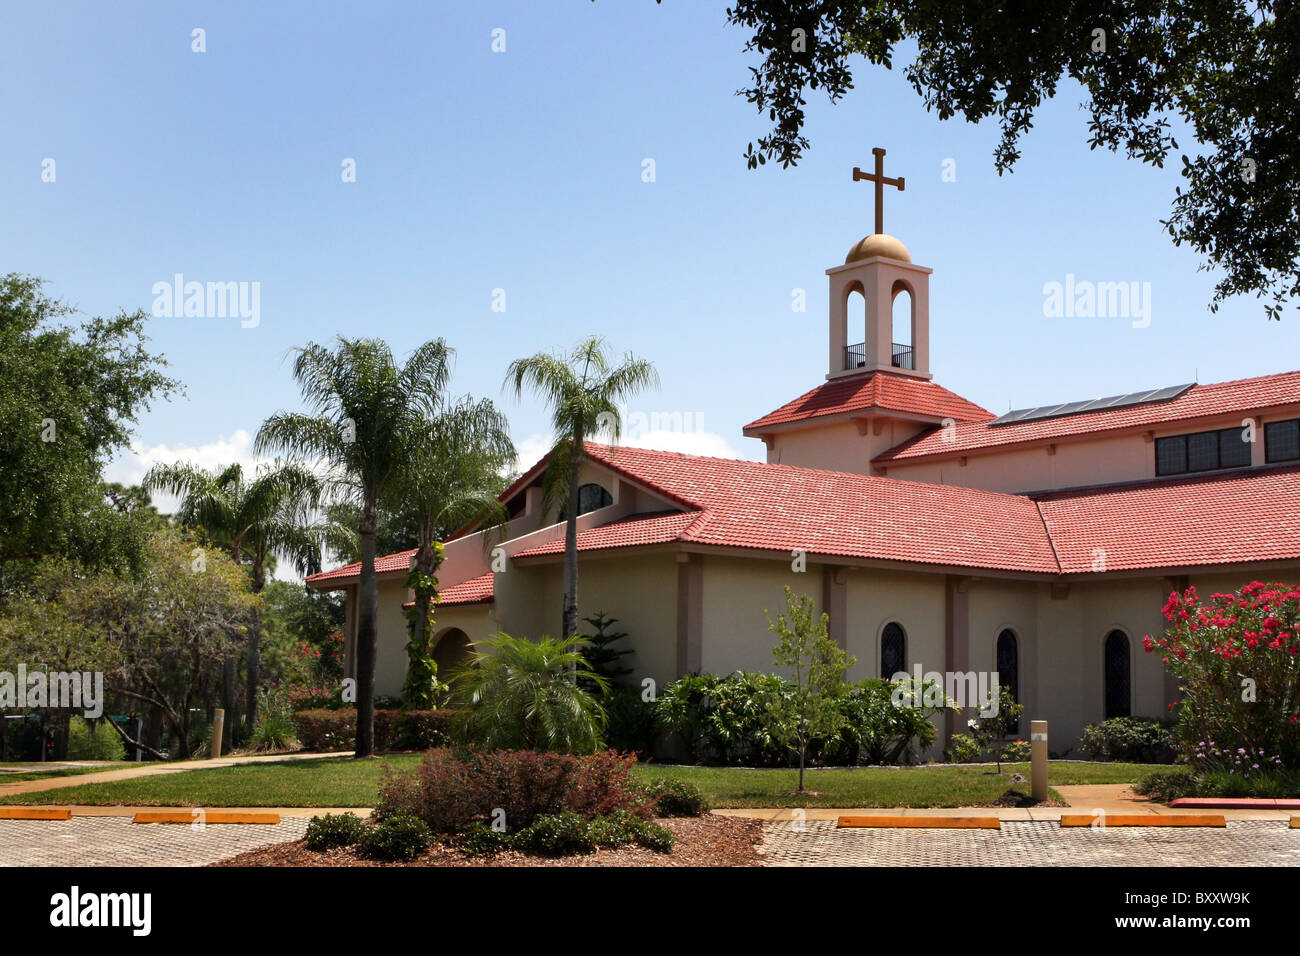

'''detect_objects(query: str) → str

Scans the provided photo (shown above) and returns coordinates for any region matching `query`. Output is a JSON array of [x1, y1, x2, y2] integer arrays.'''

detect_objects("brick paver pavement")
[[0, 817, 309, 867], [759, 819, 1300, 866]]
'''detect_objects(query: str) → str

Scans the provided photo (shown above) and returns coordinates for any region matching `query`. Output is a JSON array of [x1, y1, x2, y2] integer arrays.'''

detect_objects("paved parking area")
[[759, 819, 1300, 866], [0, 817, 309, 867]]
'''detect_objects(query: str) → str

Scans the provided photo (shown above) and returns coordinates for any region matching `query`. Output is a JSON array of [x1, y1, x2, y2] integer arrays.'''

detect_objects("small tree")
[[965, 685, 1025, 773], [764, 587, 855, 793], [579, 612, 633, 689]]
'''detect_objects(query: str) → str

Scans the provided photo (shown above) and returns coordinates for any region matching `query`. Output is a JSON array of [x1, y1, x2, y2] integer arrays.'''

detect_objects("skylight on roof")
[[987, 383, 1195, 427]]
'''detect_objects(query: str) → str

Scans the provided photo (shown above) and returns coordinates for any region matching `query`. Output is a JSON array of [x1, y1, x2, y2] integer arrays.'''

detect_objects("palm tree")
[[255, 337, 451, 757], [451, 632, 608, 753], [142, 461, 322, 731], [505, 336, 659, 639], [386, 396, 516, 707]]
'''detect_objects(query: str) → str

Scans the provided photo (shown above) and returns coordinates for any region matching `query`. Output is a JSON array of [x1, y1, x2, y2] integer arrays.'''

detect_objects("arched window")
[[997, 629, 1020, 734], [1104, 630, 1132, 719], [890, 279, 915, 370], [880, 622, 907, 678], [560, 483, 612, 521], [996, 629, 1019, 704]]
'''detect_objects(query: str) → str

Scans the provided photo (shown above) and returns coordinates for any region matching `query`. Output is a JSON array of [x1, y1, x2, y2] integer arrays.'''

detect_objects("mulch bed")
[[988, 788, 1066, 808], [212, 814, 764, 867]]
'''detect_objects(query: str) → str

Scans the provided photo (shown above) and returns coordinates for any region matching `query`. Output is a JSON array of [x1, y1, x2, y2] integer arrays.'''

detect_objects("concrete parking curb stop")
[[837, 815, 1000, 829], [132, 811, 282, 824], [1059, 813, 1226, 827]]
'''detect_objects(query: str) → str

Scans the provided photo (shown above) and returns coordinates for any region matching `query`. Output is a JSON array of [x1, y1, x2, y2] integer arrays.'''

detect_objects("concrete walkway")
[[0, 751, 346, 798]]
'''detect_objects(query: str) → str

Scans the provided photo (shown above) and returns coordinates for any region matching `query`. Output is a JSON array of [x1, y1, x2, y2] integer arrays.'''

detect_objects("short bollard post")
[[1031, 720, 1048, 802], [211, 708, 225, 759]]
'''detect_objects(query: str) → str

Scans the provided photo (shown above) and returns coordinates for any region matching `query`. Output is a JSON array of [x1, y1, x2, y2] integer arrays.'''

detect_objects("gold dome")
[[845, 233, 911, 264]]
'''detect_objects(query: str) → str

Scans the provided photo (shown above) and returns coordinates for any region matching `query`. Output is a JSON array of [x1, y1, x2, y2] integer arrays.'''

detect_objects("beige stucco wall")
[[841, 568, 946, 682], [698, 556, 825, 677], [767, 418, 927, 475]]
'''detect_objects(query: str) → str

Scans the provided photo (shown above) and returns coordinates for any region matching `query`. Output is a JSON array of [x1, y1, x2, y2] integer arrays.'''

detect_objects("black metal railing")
[[844, 342, 915, 371]]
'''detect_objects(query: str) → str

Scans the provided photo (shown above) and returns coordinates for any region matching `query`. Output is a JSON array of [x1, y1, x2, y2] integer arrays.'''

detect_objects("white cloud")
[[105, 429, 263, 513]]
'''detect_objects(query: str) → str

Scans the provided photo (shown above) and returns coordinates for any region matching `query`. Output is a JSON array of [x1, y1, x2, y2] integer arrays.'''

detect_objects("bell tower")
[[826, 148, 931, 381]]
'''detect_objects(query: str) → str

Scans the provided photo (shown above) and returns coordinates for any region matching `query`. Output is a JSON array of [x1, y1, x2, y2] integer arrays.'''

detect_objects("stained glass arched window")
[[559, 483, 612, 521], [996, 629, 1019, 704], [1104, 630, 1131, 719], [880, 622, 906, 679]]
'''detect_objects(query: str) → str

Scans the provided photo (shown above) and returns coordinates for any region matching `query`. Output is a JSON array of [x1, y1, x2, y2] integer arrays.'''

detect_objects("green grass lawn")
[[0, 757, 1155, 809]]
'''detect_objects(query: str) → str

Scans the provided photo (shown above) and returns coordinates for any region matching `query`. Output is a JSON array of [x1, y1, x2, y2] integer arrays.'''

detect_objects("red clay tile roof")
[[511, 511, 705, 557], [309, 443, 1300, 585], [400, 572, 495, 607], [1034, 465, 1300, 574], [563, 444, 1059, 574], [305, 548, 416, 586], [744, 370, 993, 433], [875, 369, 1300, 464]]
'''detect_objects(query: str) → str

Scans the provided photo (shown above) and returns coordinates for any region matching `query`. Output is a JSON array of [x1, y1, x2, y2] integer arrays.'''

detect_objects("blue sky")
[[5, 1, 1298, 494]]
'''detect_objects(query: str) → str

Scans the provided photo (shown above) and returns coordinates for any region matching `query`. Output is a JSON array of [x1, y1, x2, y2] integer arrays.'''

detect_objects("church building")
[[307, 156, 1300, 753]]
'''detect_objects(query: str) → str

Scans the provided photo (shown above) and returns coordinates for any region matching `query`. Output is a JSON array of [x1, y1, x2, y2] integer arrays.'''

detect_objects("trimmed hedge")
[[291, 708, 457, 753]]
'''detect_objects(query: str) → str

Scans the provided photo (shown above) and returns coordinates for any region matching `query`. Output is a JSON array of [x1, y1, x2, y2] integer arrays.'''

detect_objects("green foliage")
[[515, 812, 596, 856], [1080, 717, 1178, 764], [0, 274, 178, 578], [459, 821, 514, 856], [963, 686, 1025, 772], [304, 813, 367, 851], [0, 528, 255, 759], [401, 544, 447, 710], [251, 687, 297, 752], [256, 335, 456, 758], [505, 335, 659, 637], [723, 2, 1300, 318], [655, 672, 944, 767], [946, 733, 983, 764], [1148, 583, 1300, 770], [602, 684, 658, 757], [638, 777, 709, 817], [451, 632, 608, 753], [66, 717, 126, 762], [1001, 739, 1032, 762], [358, 811, 431, 862], [291, 708, 456, 752], [764, 588, 855, 791], [579, 612, 634, 686]]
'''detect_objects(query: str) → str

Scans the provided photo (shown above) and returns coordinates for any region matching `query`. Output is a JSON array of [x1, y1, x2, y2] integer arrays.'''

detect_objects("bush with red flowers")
[[1145, 582, 1300, 770]]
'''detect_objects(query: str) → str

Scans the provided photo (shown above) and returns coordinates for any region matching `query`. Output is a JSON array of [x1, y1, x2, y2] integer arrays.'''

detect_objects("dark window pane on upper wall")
[[996, 630, 1019, 703], [1155, 436, 1187, 475], [1186, 431, 1219, 472], [1266, 419, 1300, 463], [1218, 427, 1252, 468]]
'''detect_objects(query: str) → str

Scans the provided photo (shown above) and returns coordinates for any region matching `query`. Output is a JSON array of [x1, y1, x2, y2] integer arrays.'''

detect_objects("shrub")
[[1133, 767, 1199, 802], [292, 708, 457, 752], [827, 677, 948, 766], [602, 685, 658, 756], [1146, 582, 1300, 769], [1001, 739, 1032, 762], [459, 822, 515, 856], [633, 819, 675, 853], [304, 813, 367, 851], [963, 686, 1025, 771], [66, 717, 126, 761], [639, 777, 709, 817], [375, 748, 646, 834], [1080, 717, 1178, 763], [452, 633, 608, 754], [586, 810, 643, 848], [358, 812, 431, 862], [946, 733, 982, 763], [516, 812, 595, 856]]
